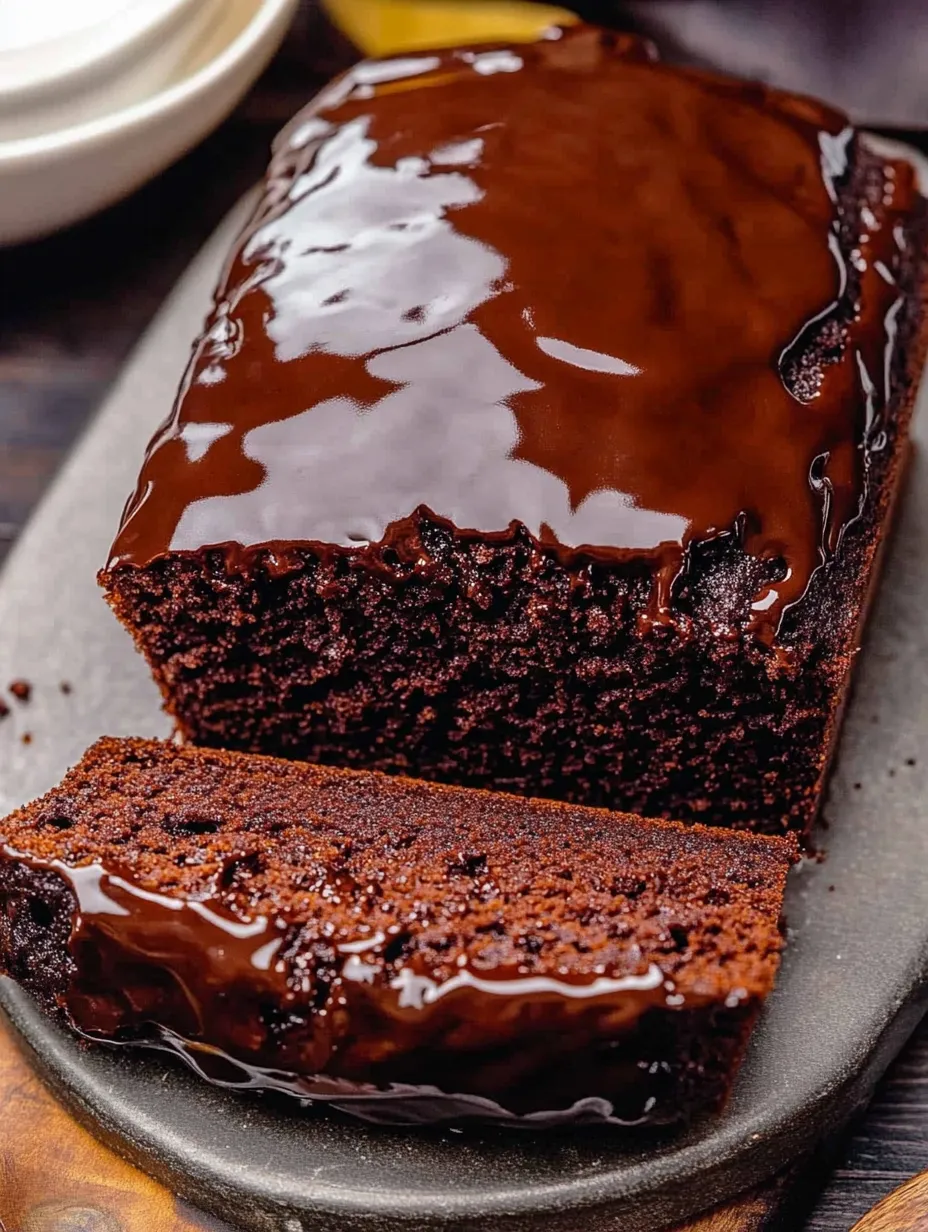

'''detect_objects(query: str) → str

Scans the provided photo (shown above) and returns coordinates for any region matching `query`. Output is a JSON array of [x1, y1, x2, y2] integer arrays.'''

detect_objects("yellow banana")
[[322, 0, 577, 56]]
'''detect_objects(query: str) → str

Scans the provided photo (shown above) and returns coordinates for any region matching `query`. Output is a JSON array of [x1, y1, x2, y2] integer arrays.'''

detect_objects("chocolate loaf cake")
[[100, 25, 928, 836], [0, 738, 793, 1125]]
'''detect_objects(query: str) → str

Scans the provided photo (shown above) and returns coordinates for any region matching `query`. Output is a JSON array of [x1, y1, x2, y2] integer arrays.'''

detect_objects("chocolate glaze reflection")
[[0, 844, 761, 1124], [108, 26, 919, 639], [113, 1028, 654, 1128], [0, 737, 795, 1123], [8, 848, 714, 1122], [58, 859, 675, 1126]]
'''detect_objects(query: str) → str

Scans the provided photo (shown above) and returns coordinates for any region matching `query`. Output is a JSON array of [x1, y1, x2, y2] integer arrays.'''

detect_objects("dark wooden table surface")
[[1, 5, 926, 1230]]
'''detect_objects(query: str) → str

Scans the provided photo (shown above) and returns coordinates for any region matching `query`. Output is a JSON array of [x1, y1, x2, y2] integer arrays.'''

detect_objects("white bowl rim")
[[0, 0, 201, 103], [0, 0, 298, 167]]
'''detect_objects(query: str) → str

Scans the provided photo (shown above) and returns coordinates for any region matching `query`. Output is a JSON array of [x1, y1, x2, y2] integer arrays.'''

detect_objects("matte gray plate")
[[2, 150, 928, 1230]]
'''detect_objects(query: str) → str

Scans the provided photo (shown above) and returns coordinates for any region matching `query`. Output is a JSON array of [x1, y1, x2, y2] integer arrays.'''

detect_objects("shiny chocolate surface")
[[108, 26, 919, 637], [2, 844, 719, 1122]]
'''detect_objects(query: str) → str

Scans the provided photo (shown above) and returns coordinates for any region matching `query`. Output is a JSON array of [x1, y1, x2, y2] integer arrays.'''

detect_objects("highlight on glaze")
[[0, 844, 706, 1124]]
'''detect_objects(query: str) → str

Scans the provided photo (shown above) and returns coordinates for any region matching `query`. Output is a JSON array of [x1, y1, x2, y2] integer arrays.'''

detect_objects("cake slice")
[[0, 738, 794, 1125], [99, 25, 928, 838]]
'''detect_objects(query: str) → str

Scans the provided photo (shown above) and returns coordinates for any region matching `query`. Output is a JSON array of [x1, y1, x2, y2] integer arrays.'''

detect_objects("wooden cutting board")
[[851, 1171, 928, 1232]]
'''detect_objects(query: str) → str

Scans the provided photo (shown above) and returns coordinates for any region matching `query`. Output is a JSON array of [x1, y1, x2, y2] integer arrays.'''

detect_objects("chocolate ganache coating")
[[107, 25, 919, 641]]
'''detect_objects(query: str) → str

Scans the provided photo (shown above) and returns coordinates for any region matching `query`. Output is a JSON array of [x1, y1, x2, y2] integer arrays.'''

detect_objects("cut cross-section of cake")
[[0, 738, 794, 1125], [100, 25, 928, 836]]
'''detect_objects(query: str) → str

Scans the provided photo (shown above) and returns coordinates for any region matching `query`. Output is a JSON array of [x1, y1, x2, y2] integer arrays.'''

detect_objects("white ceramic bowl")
[[0, 0, 232, 143], [0, 0, 203, 101], [0, 0, 298, 246]]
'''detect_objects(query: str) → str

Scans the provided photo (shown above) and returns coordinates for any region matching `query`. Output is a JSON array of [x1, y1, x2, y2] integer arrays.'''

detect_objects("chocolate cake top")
[[108, 25, 919, 638]]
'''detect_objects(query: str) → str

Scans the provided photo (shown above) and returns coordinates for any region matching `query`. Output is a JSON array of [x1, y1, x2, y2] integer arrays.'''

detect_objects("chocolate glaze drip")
[[4, 845, 723, 1123], [107, 26, 918, 640], [129, 1028, 640, 1128]]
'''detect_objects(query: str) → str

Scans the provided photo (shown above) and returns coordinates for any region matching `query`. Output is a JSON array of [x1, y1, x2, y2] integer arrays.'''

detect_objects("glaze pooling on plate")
[[109, 25, 917, 638]]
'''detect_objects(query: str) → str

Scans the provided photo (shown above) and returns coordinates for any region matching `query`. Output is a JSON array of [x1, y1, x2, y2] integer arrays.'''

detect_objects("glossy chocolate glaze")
[[107, 26, 920, 640], [3, 845, 726, 1122]]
